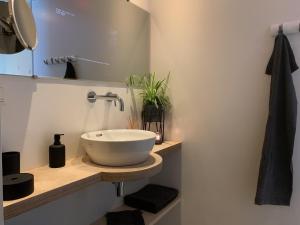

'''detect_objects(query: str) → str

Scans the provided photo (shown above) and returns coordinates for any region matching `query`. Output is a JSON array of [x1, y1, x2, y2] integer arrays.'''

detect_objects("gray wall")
[[150, 0, 300, 224]]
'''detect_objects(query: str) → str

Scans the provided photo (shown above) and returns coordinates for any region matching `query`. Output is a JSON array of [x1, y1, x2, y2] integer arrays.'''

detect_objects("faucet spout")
[[87, 91, 125, 112], [117, 96, 125, 112]]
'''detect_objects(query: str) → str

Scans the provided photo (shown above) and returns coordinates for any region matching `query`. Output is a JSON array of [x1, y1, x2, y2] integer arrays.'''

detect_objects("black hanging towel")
[[255, 33, 299, 206], [64, 61, 77, 80]]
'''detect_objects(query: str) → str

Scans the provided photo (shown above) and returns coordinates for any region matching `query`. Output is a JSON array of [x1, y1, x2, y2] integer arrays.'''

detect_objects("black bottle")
[[49, 134, 65, 168]]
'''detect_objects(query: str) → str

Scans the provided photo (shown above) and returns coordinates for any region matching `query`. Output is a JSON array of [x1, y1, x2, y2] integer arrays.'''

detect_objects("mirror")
[[0, 0, 150, 83], [0, 0, 37, 54]]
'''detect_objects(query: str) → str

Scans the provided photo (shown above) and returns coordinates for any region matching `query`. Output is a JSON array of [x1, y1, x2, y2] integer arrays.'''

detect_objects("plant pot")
[[142, 104, 165, 144], [142, 104, 164, 122]]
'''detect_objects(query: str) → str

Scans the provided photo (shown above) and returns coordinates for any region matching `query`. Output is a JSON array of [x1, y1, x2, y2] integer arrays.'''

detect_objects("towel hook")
[[67, 56, 73, 62], [54, 58, 60, 63], [278, 24, 284, 34]]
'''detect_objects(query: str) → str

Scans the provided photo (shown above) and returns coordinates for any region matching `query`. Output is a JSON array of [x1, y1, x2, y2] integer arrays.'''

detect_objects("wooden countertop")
[[3, 141, 182, 220]]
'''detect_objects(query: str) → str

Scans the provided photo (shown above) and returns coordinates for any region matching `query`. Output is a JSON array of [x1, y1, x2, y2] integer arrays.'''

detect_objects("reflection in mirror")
[[0, 0, 34, 76], [0, 0, 37, 53], [9, 0, 38, 50], [0, 1, 24, 54], [0, 0, 150, 82], [33, 0, 150, 82]]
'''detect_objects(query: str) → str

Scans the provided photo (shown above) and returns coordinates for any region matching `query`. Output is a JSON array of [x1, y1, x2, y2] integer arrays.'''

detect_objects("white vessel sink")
[[81, 129, 156, 166]]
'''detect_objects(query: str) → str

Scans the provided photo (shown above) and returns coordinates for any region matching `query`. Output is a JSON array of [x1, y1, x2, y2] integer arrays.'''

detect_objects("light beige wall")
[[150, 0, 300, 224]]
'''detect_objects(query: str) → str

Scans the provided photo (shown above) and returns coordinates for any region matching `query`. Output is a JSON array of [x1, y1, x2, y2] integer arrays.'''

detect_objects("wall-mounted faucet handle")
[[87, 91, 97, 103]]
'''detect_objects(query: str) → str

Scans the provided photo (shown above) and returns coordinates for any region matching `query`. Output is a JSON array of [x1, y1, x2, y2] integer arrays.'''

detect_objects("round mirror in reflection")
[[0, 0, 37, 54]]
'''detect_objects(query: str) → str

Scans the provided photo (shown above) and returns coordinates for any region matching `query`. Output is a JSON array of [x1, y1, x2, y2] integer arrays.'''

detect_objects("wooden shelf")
[[91, 197, 181, 225], [3, 141, 182, 220], [80, 153, 163, 182]]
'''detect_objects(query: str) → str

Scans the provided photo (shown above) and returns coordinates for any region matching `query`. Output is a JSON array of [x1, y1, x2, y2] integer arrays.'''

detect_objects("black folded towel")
[[64, 61, 77, 79], [106, 210, 145, 225], [124, 184, 179, 214]]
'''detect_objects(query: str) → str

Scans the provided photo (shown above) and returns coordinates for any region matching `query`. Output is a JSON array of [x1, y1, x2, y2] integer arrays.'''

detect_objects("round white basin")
[[81, 129, 156, 166]]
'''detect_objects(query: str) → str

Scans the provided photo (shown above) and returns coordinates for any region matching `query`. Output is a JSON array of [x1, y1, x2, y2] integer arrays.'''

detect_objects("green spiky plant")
[[126, 72, 171, 110]]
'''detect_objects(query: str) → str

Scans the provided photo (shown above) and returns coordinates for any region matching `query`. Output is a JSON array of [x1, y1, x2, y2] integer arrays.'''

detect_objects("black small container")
[[49, 134, 65, 168], [3, 173, 34, 201], [2, 152, 20, 176], [142, 104, 164, 122]]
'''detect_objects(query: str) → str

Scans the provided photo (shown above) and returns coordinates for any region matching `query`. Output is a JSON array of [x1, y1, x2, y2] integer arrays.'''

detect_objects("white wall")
[[0, 76, 149, 225], [0, 1, 150, 224], [150, 0, 300, 225], [130, 0, 149, 11], [0, 90, 4, 225], [0, 77, 137, 170]]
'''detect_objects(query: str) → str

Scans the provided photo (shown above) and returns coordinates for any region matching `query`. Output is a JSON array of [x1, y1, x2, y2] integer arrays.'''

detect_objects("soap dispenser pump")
[[49, 134, 65, 168]]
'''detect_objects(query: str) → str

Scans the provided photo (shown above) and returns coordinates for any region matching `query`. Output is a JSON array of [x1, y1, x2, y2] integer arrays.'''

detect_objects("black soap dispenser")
[[49, 134, 65, 168]]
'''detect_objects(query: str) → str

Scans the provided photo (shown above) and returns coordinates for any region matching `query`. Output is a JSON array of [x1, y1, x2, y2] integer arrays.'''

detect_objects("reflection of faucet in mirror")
[[87, 91, 125, 112]]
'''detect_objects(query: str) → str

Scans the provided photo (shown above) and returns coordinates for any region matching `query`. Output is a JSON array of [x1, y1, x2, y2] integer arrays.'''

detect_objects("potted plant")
[[127, 73, 171, 143]]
